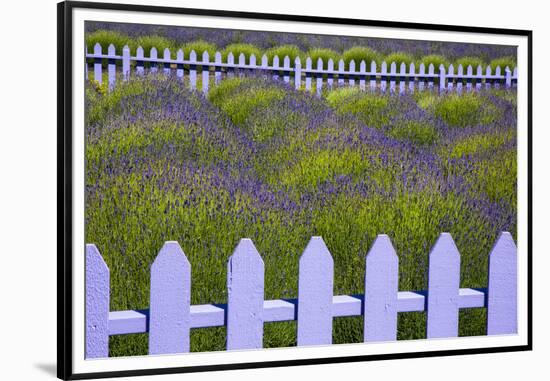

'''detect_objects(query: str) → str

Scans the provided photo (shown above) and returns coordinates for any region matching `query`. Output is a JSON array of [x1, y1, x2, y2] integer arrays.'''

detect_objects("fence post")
[[176, 49, 184, 81], [327, 59, 335, 89], [389, 62, 396, 93], [122, 45, 130, 81], [93, 43, 102, 85], [107, 44, 116, 91], [370, 61, 377, 91], [85, 244, 110, 359], [359, 60, 366, 91], [364, 235, 399, 342], [149, 241, 191, 355], [295, 57, 302, 90], [227, 239, 265, 350], [426, 233, 460, 338], [136, 46, 144, 76], [380, 61, 387, 93], [163, 48, 171, 75], [189, 50, 197, 90], [272, 55, 279, 81], [418, 63, 425, 92], [505, 66, 512, 88], [305, 57, 312, 92], [150, 47, 158, 74], [456, 64, 463, 94], [487, 232, 517, 335], [202, 51, 210, 94], [466, 65, 473, 92], [316, 58, 324, 97], [349, 60, 356, 87], [297, 236, 334, 346], [447, 64, 454, 92], [283, 55, 290, 84]]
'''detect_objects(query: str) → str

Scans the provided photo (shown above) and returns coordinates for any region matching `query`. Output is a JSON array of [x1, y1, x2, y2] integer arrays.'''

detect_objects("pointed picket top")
[[122, 45, 131, 80], [427, 233, 460, 339], [467, 65, 473, 76], [350, 59, 356, 72], [338, 59, 344, 71], [370, 60, 377, 72], [94, 42, 102, 55], [360, 60, 366, 73], [328, 58, 334, 71], [457, 64, 464, 75], [390, 61, 397, 73], [513, 67, 518, 77], [487, 232, 517, 335], [317, 57, 324, 70], [294, 56, 301, 66], [189, 49, 197, 62], [136, 46, 144, 58], [177, 49, 184, 60], [409, 62, 415, 74], [283, 55, 290, 68], [227, 239, 265, 350], [428, 63, 434, 74], [505, 65, 511, 73], [448, 64, 455, 75], [476, 65, 483, 76], [149, 241, 191, 355], [419, 62, 425, 73], [306, 56, 312, 68], [439, 63, 446, 74], [400, 62, 406, 74], [85, 244, 109, 358], [261, 54, 268, 67], [271, 55, 278, 68], [364, 235, 399, 342], [150, 47, 157, 59], [162, 47, 170, 59], [227, 52, 234, 64], [495, 66, 501, 77], [297, 236, 334, 346], [238, 53, 246, 66], [215, 51, 222, 62], [250, 54, 256, 67], [381, 61, 387, 72], [202, 50, 209, 62], [107, 43, 115, 56], [486, 65, 492, 76]]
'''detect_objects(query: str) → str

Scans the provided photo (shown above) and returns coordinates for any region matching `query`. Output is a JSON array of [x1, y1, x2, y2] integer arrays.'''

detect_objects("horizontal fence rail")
[[85, 232, 517, 358], [85, 43, 518, 94]]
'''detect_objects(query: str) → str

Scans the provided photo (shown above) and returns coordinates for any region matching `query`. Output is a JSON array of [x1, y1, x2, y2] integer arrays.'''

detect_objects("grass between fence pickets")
[[84, 74, 517, 356]]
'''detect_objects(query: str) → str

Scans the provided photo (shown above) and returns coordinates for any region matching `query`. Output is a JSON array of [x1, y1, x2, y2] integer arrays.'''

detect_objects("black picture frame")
[[57, 1, 533, 379]]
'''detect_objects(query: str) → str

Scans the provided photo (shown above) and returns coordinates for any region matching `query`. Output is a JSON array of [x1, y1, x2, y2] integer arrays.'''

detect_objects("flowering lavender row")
[[85, 73, 516, 355]]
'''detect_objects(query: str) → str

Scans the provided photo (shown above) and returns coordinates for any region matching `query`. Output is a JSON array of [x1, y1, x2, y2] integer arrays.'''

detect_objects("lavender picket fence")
[[85, 43, 518, 94], [85, 232, 517, 358]]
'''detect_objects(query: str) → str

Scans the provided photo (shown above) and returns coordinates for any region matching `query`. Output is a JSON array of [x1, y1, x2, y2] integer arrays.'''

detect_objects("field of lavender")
[[85, 72, 516, 356]]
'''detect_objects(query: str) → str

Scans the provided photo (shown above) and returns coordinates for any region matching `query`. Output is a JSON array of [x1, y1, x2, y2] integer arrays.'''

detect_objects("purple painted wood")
[[93, 43, 102, 85], [327, 59, 335, 89], [163, 48, 171, 75], [380, 61, 387, 93], [427, 233, 460, 338], [227, 239, 265, 350], [487, 232, 517, 335], [316, 58, 324, 96], [136, 46, 144, 76], [349, 60, 356, 87], [86, 244, 109, 358], [418, 63, 426, 91], [149, 47, 158, 73], [370, 61, 377, 91], [176, 49, 184, 80], [215, 52, 222, 84], [149, 241, 191, 355], [439, 64, 446, 91], [294, 57, 302, 90], [283, 55, 290, 84], [202, 51, 210, 94], [389, 62, 397, 93], [364, 235, 399, 342], [305, 57, 312, 91], [359, 60, 366, 90], [189, 50, 197, 90], [107, 44, 116, 91], [297, 236, 334, 346], [122, 45, 130, 81]]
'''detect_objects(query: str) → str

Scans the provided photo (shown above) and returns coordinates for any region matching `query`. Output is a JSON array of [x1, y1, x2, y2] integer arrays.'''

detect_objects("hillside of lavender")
[[85, 73, 516, 356]]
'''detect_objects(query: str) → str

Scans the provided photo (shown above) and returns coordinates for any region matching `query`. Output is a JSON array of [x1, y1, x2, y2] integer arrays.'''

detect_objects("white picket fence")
[[86, 232, 517, 358], [85, 43, 518, 95]]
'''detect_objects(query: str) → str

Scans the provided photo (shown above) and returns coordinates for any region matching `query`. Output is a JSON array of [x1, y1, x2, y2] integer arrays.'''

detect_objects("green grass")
[[265, 45, 304, 66], [179, 40, 218, 59], [418, 54, 450, 70], [222, 43, 262, 64], [135, 35, 175, 56], [342, 46, 380, 70], [490, 56, 517, 72], [86, 30, 134, 54], [306, 48, 341, 68], [384, 52, 415, 67], [325, 87, 392, 128], [388, 121, 438, 146], [455, 56, 486, 71]]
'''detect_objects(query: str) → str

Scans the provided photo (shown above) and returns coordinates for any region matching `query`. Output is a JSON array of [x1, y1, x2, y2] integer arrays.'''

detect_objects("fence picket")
[[389, 62, 397, 93], [439, 64, 446, 92], [495, 66, 501, 89], [447, 64, 455, 91], [283, 55, 290, 84], [215, 52, 222, 84], [122, 45, 130, 81], [261, 54, 269, 80], [399, 63, 406, 94], [338, 59, 345, 86], [176, 49, 184, 81], [136, 46, 144, 76], [297, 236, 334, 345], [163, 48, 171, 75], [150, 47, 158, 73], [189, 50, 197, 90], [409, 62, 415, 93], [364, 235, 399, 342], [295, 57, 302, 89], [457, 64, 464, 94], [202, 51, 210, 94], [327, 59, 335, 89], [359, 60, 366, 91], [513, 67, 518, 87], [85, 244, 109, 358], [85, 45, 89, 80], [93, 43, 102, 85], [505, 66, 512, 88], [149, 242, 191, 354], [428, 64, 434, 90], [107, 44, 116, 91], [426, 233, 460, 338], [317, 58, 324, 96], [238, 53, 246, 76], [349, 60, 356, 87], [272, 55, 279, 81], [380, 61, 387, 93], [418, 63, 425, 91], [485, 65, 492, 89], [487, 232, 517, 335], [370, 61, 377, 91], [227, 239, 265, 350], [475, 65, 483, 91], [466, 65, 473, 91], [305, 57, 312, 92]]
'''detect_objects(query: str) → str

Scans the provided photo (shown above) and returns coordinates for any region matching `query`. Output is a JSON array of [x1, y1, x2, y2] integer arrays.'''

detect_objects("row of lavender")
[[86, 43, 518, 94], [86, 233, 516, 358]]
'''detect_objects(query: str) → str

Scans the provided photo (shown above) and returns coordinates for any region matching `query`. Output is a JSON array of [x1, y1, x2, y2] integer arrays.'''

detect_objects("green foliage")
[[389, 121, 438, 146], [455, 56, 485, 71], [264, 45, 304, 66], [384, 52, 415, 67], [326, 87, 391, 128], [418, 54, 450, 70], [86, 30, 134, 54], [134, 35, 174, 56], [342, 46, 380, 70], [489, 56, 517, 72], [306, 48, 340, 69], [222, 43, 262, 64], [179, 39, 218, 59], [447, 131, 514, 159]]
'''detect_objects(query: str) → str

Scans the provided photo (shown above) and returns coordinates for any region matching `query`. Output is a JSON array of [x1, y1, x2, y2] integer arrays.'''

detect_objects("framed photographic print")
[[57, 1, 532, 379]]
